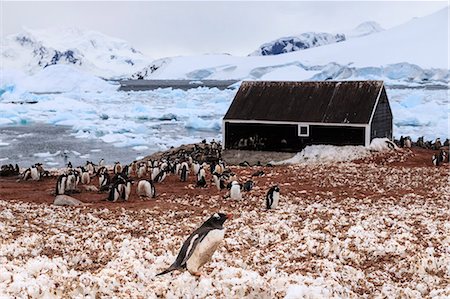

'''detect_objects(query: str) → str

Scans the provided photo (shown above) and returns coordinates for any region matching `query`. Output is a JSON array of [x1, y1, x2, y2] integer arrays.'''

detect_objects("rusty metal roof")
[[224, 81, 384, 124]]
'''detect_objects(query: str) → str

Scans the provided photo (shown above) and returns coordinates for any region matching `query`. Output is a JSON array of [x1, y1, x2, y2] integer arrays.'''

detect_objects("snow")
[[1, 66, 116, 94], [1, 27, 152, 78], [272, 138, 396, 165], [0, 161, 448, 297], [344, 21, 384, 38], [134, 8, 448, 81]]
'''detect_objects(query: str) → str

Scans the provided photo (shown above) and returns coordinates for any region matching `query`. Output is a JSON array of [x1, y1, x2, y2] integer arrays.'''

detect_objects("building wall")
[[370, 88, 393, 140]]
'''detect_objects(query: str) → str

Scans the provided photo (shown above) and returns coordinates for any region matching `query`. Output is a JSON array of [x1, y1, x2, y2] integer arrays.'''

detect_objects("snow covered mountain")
[[133, 7, 449, 84], [249, 33, 346, 56], [344, 21, 384, 38], [1, 28, 152, 79], [249, 21, 383, 56]]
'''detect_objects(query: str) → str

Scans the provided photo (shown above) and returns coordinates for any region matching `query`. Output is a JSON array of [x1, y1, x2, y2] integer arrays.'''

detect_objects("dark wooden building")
[[223, 81, 392, 151]]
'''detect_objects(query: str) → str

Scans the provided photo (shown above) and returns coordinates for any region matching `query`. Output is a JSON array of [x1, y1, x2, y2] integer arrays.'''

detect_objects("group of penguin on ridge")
[[50, 153, 281, 209], [397, 136, 448, 166]]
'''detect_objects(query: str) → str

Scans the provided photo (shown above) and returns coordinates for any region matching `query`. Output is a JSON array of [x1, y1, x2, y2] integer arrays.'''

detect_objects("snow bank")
[[273, 138, 396, 165], [0, 65, 117, 94]]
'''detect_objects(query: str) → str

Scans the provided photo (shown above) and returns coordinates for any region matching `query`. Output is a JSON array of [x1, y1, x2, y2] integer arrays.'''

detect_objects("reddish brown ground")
[[0, 148, 447, 214]]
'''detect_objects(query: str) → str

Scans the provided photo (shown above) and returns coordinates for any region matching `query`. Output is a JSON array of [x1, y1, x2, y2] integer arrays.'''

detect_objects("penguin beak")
[[226, 213, 233, 220]]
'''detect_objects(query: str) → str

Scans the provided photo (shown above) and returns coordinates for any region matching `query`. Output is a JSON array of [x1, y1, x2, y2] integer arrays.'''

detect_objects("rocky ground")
[[0, 148, 449, 298]]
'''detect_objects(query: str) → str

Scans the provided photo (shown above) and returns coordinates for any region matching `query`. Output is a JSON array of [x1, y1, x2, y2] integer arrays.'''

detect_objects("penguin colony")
[[2, 138, 448, 277]]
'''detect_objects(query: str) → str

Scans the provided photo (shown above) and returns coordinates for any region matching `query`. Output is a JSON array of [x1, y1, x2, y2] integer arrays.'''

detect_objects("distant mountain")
[[249, 33, 346, 56], [249, 21, 384, 56], [344, 21, 384, 38], [1, 28, 152, 79], [132, 7, 448, 84]]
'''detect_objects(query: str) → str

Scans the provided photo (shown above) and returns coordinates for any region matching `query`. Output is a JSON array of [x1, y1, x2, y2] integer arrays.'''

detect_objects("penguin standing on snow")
[[156, 212, 232, 277], [229, 181, 242, 200], [242, 180, 254, 192], [266, 185, 280, 209]]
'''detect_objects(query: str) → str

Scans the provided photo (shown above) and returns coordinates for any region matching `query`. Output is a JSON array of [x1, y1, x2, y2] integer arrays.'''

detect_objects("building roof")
[[223, 81, 385, 124]]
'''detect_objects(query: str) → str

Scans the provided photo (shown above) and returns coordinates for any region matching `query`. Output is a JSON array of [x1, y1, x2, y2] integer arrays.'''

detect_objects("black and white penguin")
[[22, 168, 32, 180], [99, 171, 111, 192], [156, 212, 232, 276], [30, 165, 40, 181], [137, 162, 147, 178], [85, 161, 95, 175], [242, 180, 254, 192], [113, 162, 122, 174], [108, 181, 124, 202], [266, 185, 280, 209], [151, 166, 160, 181], [196, 167, 207, 188], [180, 162, 189, 182], [55, 174, 68, 195], [154, 168, 167, 183], [99, 158, 105, 167], [65, 170, 78, 193], [252, 170, 264, 177], [121, 179, 133, 201], [432, 154, 440, 166], [80, 167, 90, 185], [439, 149, 447, 163], [67, 162, 73, 169], [230, 181, 242, 200], [212, 172, 221, 191], [137, 179, 156, 198]]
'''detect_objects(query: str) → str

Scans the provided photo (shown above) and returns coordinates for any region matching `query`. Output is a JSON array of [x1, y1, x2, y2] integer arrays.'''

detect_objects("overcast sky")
[[1, 1, 448, 58]]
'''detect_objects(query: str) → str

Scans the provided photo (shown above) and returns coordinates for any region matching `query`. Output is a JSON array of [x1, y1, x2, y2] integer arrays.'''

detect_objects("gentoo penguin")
[[137, 179, 156, 198], [99, 171, 111, 191], [121, 179, 133, 201], [404, 137, 412, 148], [180, 162, 189, 182], [22, 168, 32, 180], [252, 170, 264, 177], [154, 168, 167, 183], [55, 174, 68, 195], [439, 149, 448, 163], [212, 172, 221, 191], [67, 162, 73, 169], [99, 158, 105, 167], [151, 166, 160, 181], [196, 168, 207, 188], [66, 171, 78, 193], [113, 162, 122, 174], [108, 181, 124, 202], [242, 180, 254, 192], [137, 163, 147, 178], [85, 161, 95, 175], [30, 165, 40, 181], [229, 181, 242, 200], [266, 185, 280, 209], [192, 162, 200, 177], [157, 213, 232, 276], [80, 167, 90, 185], [432, 154, 439, 166]]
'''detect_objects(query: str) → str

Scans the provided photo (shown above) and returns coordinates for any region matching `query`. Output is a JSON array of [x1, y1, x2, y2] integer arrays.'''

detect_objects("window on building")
[[298, 125, 309, 137]]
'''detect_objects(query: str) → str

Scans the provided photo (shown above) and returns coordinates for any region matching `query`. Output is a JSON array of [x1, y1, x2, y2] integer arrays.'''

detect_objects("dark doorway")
[[225, 122, 300, 151], [309, 126, 365, 145]]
